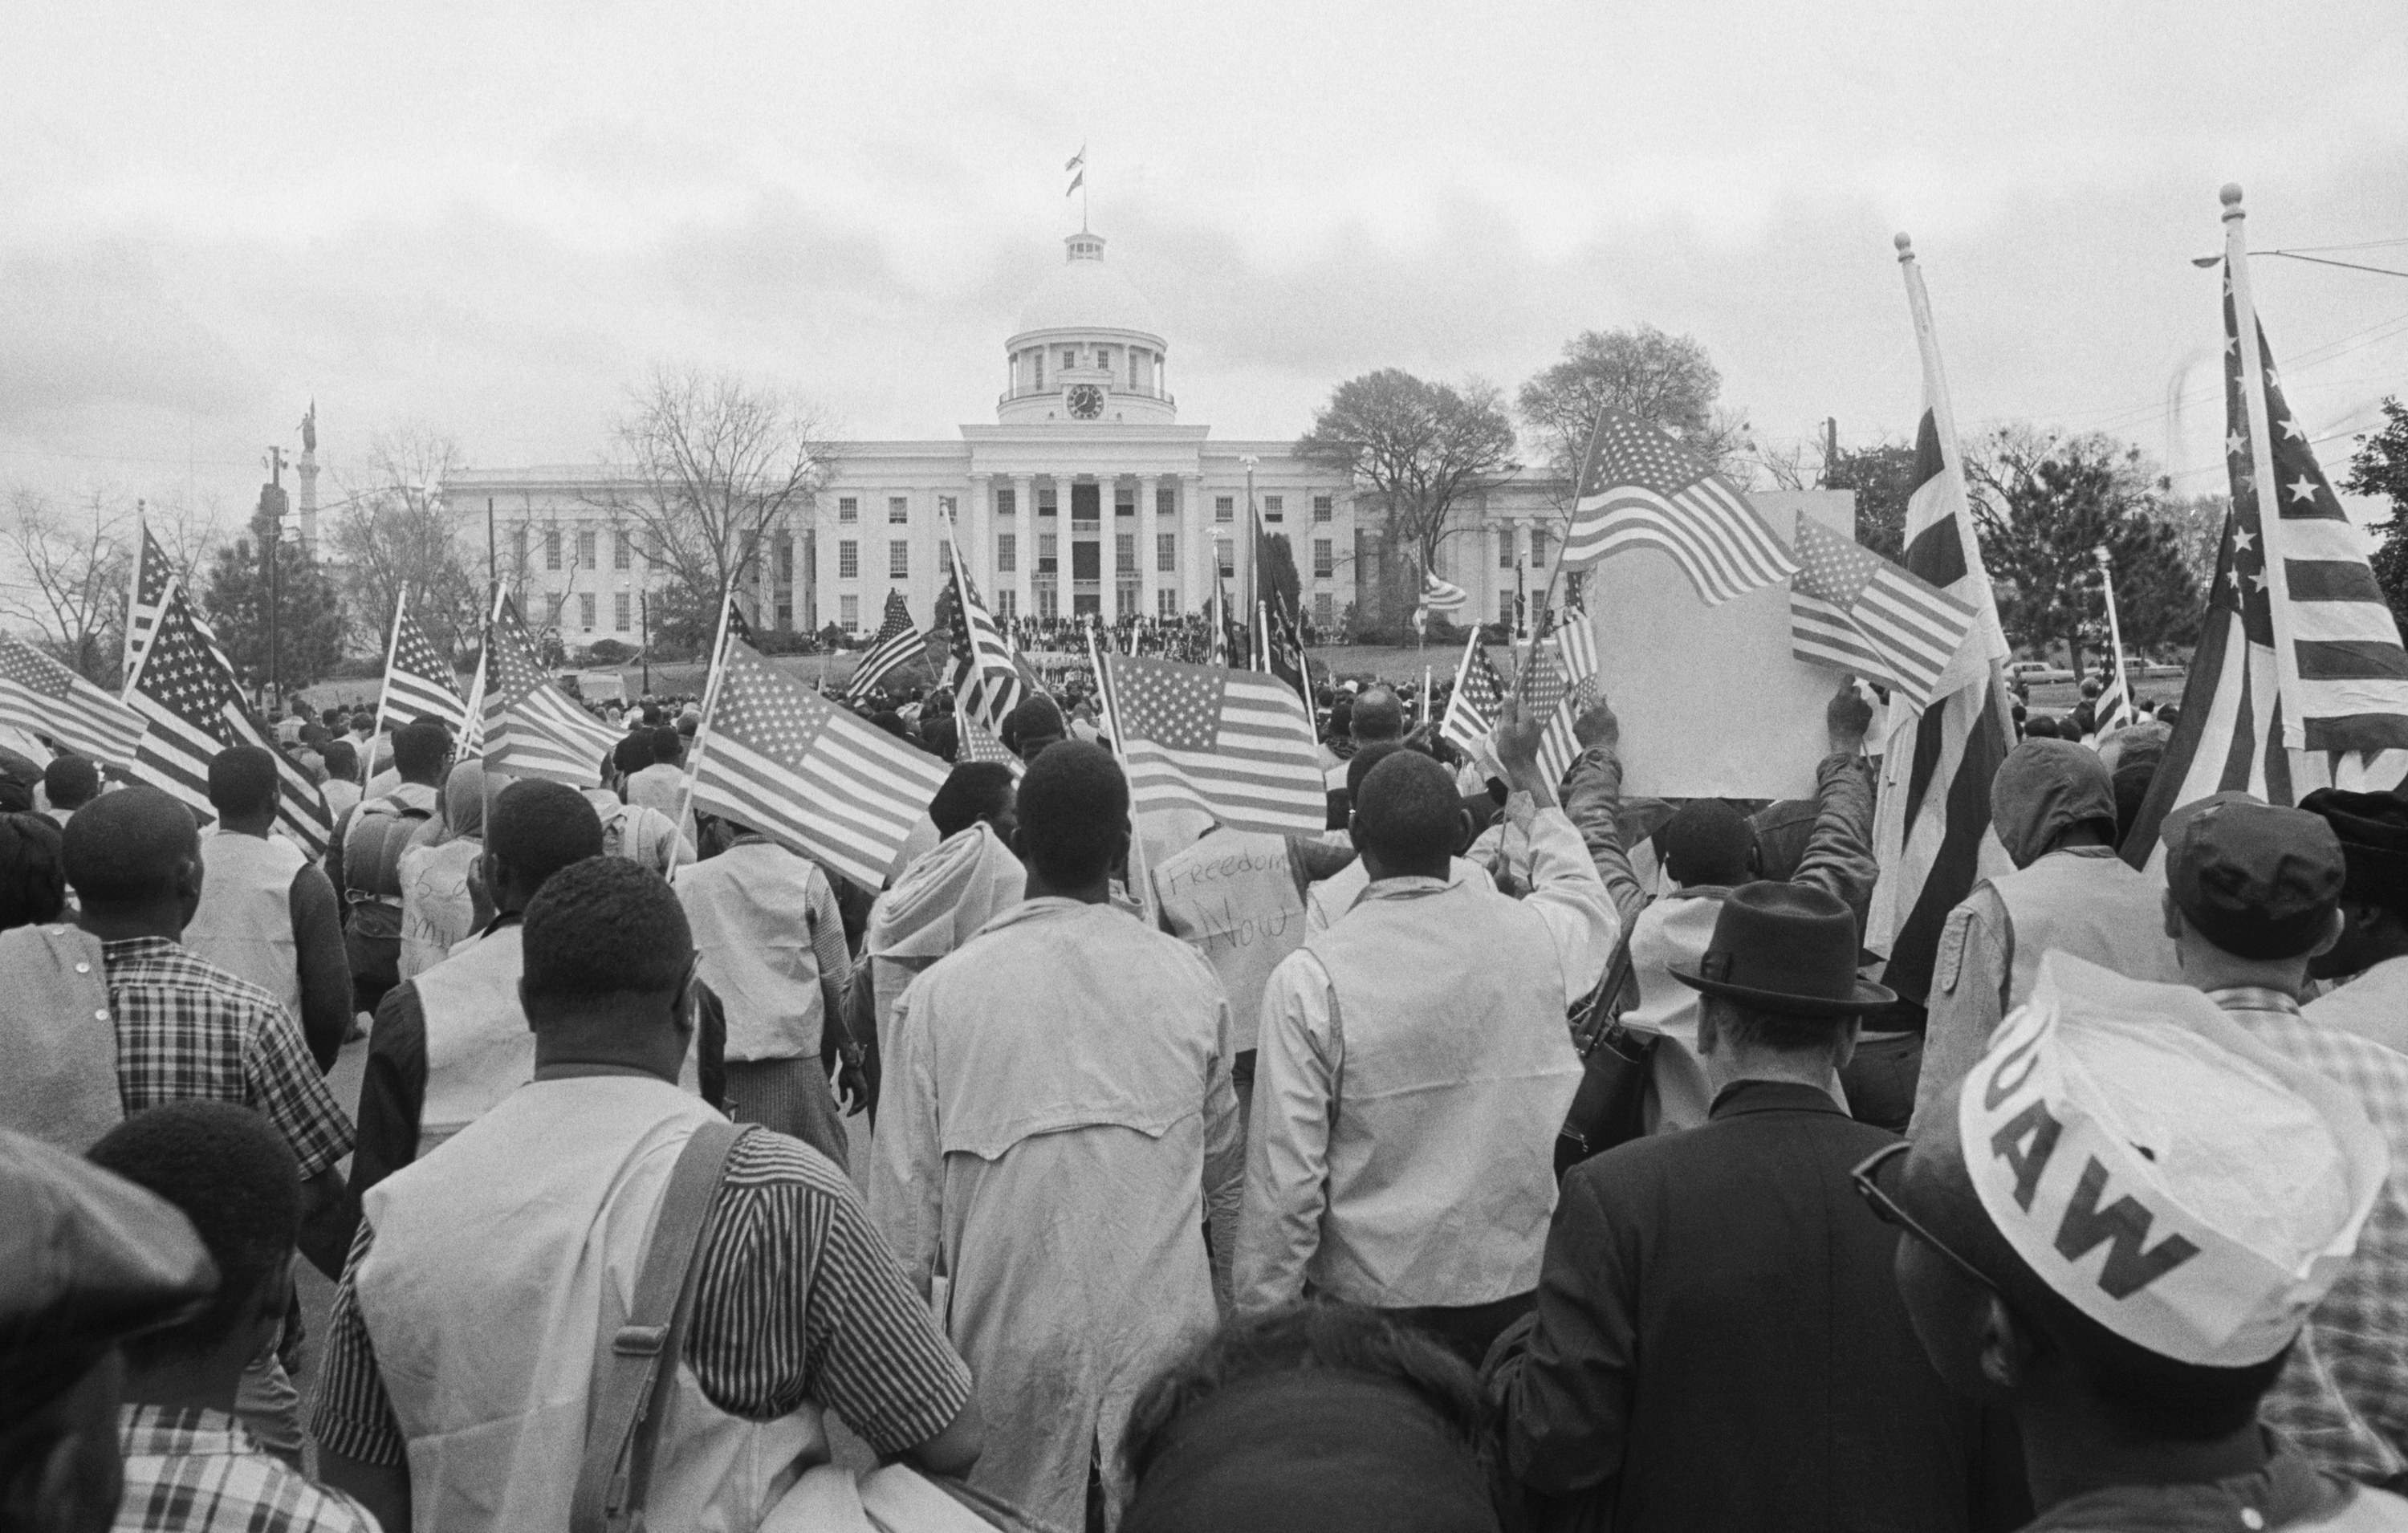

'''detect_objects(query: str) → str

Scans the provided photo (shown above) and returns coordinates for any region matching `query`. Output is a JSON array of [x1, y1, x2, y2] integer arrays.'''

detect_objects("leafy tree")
[[200, 493, 347, 695], [329, 426, 482, 661], [2343, 397, 2408, 637], [2, 489, 130, 685], [2154, 493, 2230, 601], [590, 367, 834, 628], [1819, 442, 1918, 563], [1967, 429, 2198, 671], [1296, 369, 1515, 624]]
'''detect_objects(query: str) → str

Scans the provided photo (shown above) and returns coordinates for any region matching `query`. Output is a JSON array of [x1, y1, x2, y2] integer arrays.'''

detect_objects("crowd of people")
[[5, 647, 2408, 1533]]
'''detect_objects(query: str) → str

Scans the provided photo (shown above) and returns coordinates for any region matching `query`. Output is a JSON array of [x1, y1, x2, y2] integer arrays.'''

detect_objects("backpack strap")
[[571, 1116, 749, 1533]]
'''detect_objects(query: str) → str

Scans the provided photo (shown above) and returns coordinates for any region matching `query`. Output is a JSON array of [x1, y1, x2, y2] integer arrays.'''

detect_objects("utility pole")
[[261, 447, 288, 714], [1823, 417, 1839, 483], [486, 497, 498, 601]]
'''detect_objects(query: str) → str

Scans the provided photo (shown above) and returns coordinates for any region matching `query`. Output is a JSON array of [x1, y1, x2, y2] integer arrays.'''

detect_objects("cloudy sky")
[[4, 0, 2404, 523]]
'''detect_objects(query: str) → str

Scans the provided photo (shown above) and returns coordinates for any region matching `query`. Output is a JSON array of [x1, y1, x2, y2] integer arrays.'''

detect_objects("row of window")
[[835, 494, 960, 526], [1498, 527, 1553, 569], [832, 534, 1339, 582], [1019, 344, 1159, 392]]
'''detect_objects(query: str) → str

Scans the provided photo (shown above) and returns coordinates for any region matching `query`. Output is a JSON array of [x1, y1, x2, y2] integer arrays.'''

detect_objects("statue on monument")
[[299, 401, 316, 453]]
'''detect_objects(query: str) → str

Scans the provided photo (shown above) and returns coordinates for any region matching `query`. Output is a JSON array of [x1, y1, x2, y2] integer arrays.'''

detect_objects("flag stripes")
[[1442, 638, 1508, 758], [1788, 514, 1977, 709], [480, 597, 619, 787], [844, 591, 922, 701], [1421, 569, 1469, 612], [374, 599, 468, 735], [0, 632, 144, 763], [1100, 653, 1324, 836], [1562, 408, 1798, 605]]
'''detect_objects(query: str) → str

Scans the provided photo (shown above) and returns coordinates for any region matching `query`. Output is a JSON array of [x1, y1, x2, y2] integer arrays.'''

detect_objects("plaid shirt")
[[116, 1404, 376, 1532], [103, 937, 353, 1180], [2215, 987, 2408, 1484]]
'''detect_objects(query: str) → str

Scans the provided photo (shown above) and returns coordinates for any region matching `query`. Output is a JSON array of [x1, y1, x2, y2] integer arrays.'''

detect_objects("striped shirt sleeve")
[[807, 868, 854, 994], [308, 1218, 405, 1465]]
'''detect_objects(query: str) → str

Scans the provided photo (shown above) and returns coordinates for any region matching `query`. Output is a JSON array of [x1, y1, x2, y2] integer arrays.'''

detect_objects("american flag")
[[1788, 514, 1978, 710], [2094, 669, 2136, 737], [372, 596, 468, 736], [1421, 567, 1469, 613], [2125, 243, 2408, 860], [1098, 652, 1324, 836], [1560, 407, 1799, 604], [1441, 634, 1509, 757], [0, 632, 144, 764], [844, 590, 923, 701], [1865, 242, 2016, 1005], [123, 525, 176, 681], [124, 579, 334, 854], [480, 596, 619, 787], [691, 638, 950, 889], [1516, 635, 1598, 793], [955, 710, 1019, 769], [931, 559, 1023, 734], [2093, 557, 2137, 738]]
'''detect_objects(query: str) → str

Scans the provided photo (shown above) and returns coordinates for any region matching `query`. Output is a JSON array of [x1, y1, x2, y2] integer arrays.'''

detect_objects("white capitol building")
[[445, 227, 1572, 645]]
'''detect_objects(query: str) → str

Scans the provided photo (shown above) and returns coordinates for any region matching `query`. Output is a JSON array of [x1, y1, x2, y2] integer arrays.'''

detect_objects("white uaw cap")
[[1959, 952, 2389, 1368]]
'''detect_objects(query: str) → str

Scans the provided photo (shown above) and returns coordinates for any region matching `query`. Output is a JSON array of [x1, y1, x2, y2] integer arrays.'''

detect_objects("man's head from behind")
[[2160, 794, 2344, 989], [483, 780, 604, 913], [1352, 750, 1470, 882], [2300, 787, 2408, 982], [1881, 957, 2385, 1453], [519, 856, 695, 1080], [1991, 738, 2117, 869], [83, 1104, 298, 1387], [1657, 800, 1754, 888], [1001, 694, 1067, 763], [1349, 687, 1405, 746], [61, 787, 201, 932], [1012, 742, 1127, 895], [929, 761, 1019, 842], [204, 746, 280, 828], [41, 758, 98, 815], [391, 717, 454, 785]]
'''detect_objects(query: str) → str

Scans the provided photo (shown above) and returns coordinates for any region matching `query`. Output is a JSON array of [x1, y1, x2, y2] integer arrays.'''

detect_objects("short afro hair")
[[521, 855, 693, 1003], [317, 738, 358, 780], [0, 812, 67, 931], [612, 731, 654, 775], [206, 745, 282, 819], [929, 762, 1016, 838], [42, 755, 100, 811], [1015, 741, 1127, 885], [1000, 694, 1067, 756], [1344, 740, 1407, 802], [648, 726, 685, 769], [63, 786, 198, 908], [486, 779, 604, 894], [392, 716, 454, 778], [87, 1102, 299, 1367], [1658, 799, 1753, 887], [1352, 750, 1462, 868]]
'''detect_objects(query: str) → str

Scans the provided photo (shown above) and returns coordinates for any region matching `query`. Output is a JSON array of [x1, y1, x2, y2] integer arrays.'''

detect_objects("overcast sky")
[[3, 0, 2403, 524]]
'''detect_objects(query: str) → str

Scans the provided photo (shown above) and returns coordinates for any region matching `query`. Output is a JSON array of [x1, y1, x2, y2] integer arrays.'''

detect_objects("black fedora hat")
[[1670, 881, 1896, 1018]]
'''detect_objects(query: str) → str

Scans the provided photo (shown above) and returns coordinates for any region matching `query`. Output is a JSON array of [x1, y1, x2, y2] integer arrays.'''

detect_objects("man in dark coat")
[[1489, 881, 2022, 1532]]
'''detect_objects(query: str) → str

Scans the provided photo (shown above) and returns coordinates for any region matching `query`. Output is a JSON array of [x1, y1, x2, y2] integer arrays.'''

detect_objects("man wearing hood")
[[1909, 738, 2181, 1135]]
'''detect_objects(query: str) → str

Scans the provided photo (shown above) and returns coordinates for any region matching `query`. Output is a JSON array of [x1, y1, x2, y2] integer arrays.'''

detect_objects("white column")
[[1181, 473, 1206, 610], [966, 474, 991, 596], [1011, 474, 1034, 619], [1102, 476, 1122, 619]]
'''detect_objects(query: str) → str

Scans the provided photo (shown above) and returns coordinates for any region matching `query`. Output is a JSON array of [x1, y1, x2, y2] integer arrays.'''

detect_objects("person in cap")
[[671, 817, 856, 1161], [1491, 880, 2009, 1533], [1121, 1303, 1503, 1533], [0, 1128, 214, 1533], [1587, 678, 1881, 1135], [1912, 738, 2182, 1134], [2300, 787, 2408, 1054], [1239, 702, 1615, 1365], [866, 741, 1239, 1529], [88, 1103, 376, 1532], [317, 856, 980, 1533], [1870, 954, 2408, 1530], [179, 746, 352, 1073], [2159, 794, 2408, 1486], [326, 717, 452, 1018]]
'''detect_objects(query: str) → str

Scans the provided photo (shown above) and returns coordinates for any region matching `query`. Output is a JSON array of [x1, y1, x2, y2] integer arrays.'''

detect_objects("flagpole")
[[2222, 185, 2307, 752], [1085, 627, 1157, 927], [1444, 626, 1479, 741], [676, 585, 741, 840], [1523, 405, 1610, 694], [2093, 547, 2133, 727], [124, 504, 144, 689], [365, 589, 407, 789]]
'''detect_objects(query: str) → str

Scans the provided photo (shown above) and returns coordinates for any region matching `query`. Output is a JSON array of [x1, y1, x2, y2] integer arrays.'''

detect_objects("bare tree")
[[2, 488, 132, 684], [589, 367, 836, 623], [329, 426, 482, 658]]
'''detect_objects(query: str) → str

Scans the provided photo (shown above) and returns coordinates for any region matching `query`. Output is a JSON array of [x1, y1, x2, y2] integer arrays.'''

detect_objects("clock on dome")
[[1067, 384, 1104, 420]]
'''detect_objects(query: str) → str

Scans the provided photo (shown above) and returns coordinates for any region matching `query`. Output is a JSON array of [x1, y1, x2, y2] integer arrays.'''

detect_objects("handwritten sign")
[[1150, 830, 1308, 1054]]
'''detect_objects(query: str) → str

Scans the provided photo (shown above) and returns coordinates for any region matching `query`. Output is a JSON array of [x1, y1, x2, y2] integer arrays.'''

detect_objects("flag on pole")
[[371, 597, 469, 735], [0, 632, 144, 765], [124, 524, 177, 682], [1865, 235, 2016, 1006], [2125, 194, 2408, 860], [1560, 407, 1800, 604], [479, 596, 620, 787], [844, 590, 923, 701], [1096, 652, 1324, 836], [956, 710, 1019, 769], [1421, 568, 1469, 613], [931, 559, 1023, 734], [2093, 555, 2137, 738], [689, 636, 951, 890], [1788, 514, 1979, 710], [124, 579, 334, 854], [1440, 635, 1508, 758]]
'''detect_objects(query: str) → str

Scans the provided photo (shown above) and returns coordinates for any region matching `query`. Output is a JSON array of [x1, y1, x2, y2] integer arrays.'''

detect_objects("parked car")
[[2007, 660, 2075, 685]]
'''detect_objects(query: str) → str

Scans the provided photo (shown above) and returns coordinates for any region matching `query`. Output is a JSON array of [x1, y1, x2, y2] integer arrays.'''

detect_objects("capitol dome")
[[1011, 231, 1161, 341]]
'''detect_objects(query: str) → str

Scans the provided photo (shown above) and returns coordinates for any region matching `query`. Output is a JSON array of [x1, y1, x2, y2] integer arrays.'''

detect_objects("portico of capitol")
[[443, 226, 1576, 646]]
